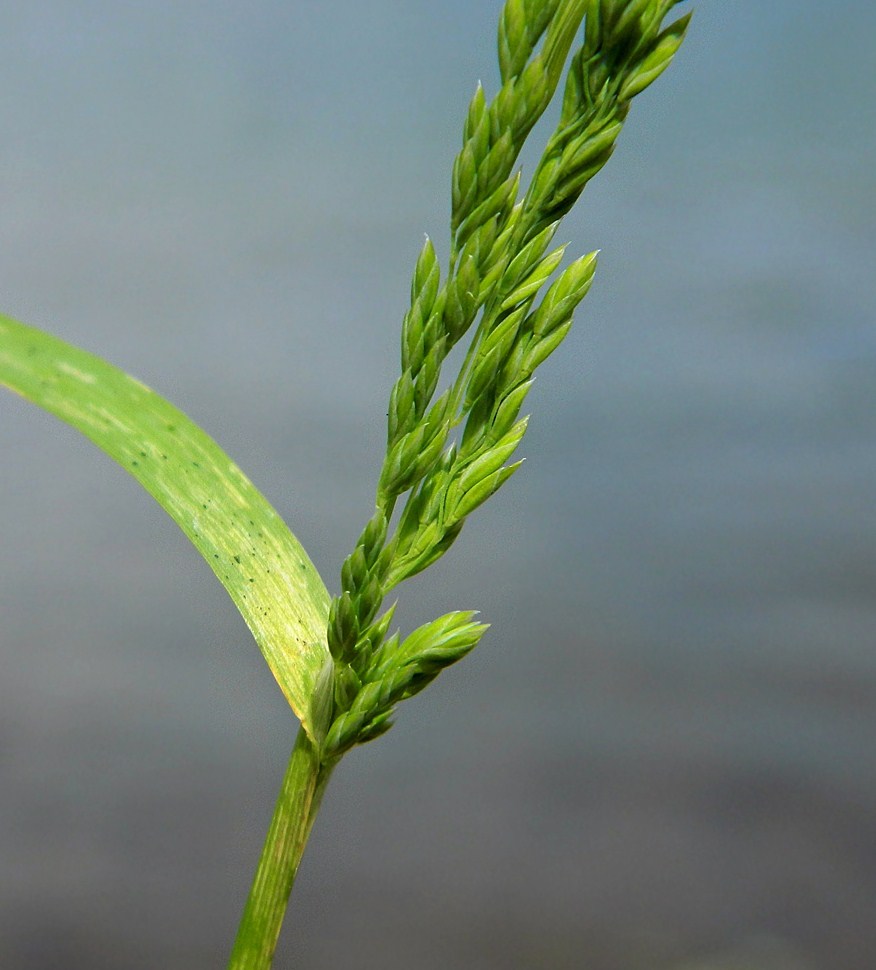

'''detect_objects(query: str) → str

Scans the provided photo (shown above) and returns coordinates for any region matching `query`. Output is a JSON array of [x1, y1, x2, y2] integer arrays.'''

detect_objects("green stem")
[[228, 727, 333, 970]]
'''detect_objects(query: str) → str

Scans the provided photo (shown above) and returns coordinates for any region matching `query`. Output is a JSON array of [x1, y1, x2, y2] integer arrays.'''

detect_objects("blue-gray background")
[[1, 3, 874, 968]]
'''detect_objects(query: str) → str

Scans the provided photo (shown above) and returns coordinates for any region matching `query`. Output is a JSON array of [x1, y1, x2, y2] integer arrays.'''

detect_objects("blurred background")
[[1, 2, 874, 968]]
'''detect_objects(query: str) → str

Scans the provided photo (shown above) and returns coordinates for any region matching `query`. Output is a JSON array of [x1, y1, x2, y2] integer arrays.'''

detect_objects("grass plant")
[[0, 2, 690, 966]]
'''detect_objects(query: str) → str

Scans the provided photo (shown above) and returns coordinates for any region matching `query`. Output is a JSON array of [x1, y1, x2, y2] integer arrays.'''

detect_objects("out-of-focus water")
[[1, 3, 874, 968]]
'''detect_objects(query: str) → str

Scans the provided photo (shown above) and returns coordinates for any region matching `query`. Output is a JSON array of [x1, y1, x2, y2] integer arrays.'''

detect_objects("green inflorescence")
[[321, 0, 691, 761]]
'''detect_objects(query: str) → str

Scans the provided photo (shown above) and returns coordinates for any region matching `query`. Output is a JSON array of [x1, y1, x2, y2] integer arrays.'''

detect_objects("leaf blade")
[[0, 312, 330, 739]]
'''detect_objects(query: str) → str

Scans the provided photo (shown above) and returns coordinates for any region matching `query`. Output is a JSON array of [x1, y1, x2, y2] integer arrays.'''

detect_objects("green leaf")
[[0, 312, 331, 740]]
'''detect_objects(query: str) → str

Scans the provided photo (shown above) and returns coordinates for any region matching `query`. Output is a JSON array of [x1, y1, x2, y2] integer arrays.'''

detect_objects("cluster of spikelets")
[[316, 0, 690, 761]]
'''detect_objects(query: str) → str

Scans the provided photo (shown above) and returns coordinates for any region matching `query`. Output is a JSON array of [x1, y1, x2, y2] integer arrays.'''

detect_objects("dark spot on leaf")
[[233, 555, 241, 564]]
